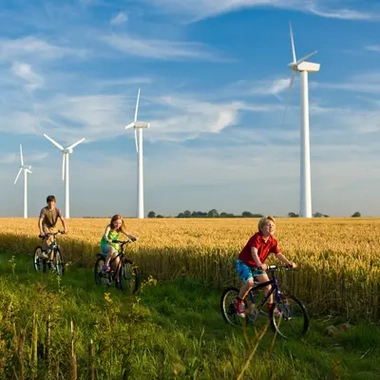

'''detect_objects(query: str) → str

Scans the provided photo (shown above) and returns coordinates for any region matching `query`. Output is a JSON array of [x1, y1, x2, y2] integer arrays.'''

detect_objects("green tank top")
[[100, 230, 120, 251]]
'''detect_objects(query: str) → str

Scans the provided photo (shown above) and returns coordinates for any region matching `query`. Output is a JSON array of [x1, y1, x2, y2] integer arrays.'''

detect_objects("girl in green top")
[[101, 214, 137, 273]]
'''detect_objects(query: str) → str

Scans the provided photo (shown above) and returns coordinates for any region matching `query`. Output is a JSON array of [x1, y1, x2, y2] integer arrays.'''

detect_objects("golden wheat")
[[0, 217, 379, 319]]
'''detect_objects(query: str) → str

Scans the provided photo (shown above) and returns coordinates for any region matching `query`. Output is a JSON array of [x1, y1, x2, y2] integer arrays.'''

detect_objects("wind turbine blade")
[[296, 51, 317, 65], [14, 168, 22, 184], [62, 154, 65, 181], [289, 21, 297, 63], [134, 128, 139, 153], [44, 134, 64, 150], [134, 88, 141, 122], [125, 122, 135, 130], [67, 137, 85, 150], [20, 144, 24, 166], [280, 70, 296, 128], [26, 169, 32, 174]]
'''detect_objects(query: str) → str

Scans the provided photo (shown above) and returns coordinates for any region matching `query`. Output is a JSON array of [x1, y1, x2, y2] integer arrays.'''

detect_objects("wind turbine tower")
[[43, 134, 85, 219], [285, 22, 320, 218], [14, 144, 32, 219], [125, 89, 150, 219]]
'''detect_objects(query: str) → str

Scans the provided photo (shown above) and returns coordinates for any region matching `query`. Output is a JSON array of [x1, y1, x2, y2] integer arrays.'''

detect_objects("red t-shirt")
[[238, 231, 280, 267]]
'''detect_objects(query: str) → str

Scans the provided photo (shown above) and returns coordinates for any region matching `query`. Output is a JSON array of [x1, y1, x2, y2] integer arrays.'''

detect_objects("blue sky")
[[1, 0, 380, 218]]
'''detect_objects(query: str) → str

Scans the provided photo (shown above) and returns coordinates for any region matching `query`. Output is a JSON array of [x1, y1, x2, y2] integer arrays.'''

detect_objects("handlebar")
[[112, 239, 137, 245], [267, 264, 296, 271], [39, 230, 65, 239]]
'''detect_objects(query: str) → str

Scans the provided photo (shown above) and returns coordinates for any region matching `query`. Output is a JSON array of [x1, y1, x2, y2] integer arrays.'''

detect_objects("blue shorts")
[[235, 259, 266, 283]]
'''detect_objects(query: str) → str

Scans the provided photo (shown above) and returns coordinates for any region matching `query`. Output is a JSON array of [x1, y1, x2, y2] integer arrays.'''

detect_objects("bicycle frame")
[[103, 240, 133, 278], [247, 265, 289, 314], [40, 231, 64, 250]]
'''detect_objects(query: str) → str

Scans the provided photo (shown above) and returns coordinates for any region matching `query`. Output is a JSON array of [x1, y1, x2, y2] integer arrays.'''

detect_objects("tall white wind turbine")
[[284, 22, 320, 218], [43, 134, 85, 219], [125, 89, 150, 219], [14, 144, 32, 219]]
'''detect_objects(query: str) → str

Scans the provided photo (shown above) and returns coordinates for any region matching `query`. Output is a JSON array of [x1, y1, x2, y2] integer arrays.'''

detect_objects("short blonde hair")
[[258, 215, 276, 231]]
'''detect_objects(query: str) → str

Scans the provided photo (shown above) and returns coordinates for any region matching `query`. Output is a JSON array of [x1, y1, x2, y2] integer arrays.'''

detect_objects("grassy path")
[[0, 251, 379, 379]]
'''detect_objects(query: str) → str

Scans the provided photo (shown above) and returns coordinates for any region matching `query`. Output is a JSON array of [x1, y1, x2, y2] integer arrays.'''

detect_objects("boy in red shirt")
[[235, 216, 296, 318]]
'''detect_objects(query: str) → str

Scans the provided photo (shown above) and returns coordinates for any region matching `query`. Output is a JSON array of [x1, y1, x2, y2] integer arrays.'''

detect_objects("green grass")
[[0, 251, 379, 379]]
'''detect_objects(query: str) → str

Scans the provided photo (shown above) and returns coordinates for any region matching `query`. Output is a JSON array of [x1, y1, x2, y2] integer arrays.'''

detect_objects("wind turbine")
[[283, 22, 320, 218], [43, 134, 85, 219], [14, 144, 32, 219], [125, 89, 150, 219]]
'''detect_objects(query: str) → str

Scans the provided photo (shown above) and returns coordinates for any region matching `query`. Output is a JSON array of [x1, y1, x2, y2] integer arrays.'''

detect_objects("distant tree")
[[147, 211, 156, 218], [156, 214, 164, 218], [351, 211, 361, 217], [207, 209, 219, 218], [288, 212, 299, 218], [251, 213, 264, 218], [242, 211, 253, 217], [176, 213, 185, 218], [323, 214, 329, 218], [192, 211, 207, 218], [183, 210, 192, 218], [313, 212, 323, 218]]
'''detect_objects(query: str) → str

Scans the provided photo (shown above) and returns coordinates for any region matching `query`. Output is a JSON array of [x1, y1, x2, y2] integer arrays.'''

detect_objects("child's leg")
[[103, 246, 114, 270], [254, 273, 271, 301]]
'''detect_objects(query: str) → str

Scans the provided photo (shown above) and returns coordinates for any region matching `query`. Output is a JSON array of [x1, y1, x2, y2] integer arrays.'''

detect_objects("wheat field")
[[0, 217, 379, 319]]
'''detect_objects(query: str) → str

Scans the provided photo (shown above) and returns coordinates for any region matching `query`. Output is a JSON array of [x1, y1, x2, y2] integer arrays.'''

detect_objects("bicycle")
[[94, 239, 140, 294], [221, 265, 309, 339], [33, 231, 65, 276]]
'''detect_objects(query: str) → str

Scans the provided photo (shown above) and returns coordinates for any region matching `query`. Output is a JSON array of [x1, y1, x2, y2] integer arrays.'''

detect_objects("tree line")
[[146, 210, 362, 218]]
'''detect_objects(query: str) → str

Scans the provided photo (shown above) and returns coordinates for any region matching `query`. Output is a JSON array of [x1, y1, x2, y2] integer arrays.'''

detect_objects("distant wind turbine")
[[14, 144, 32, 219], [125, 89, 150, 219], [283, 21, 321, 218], [43, 134, 85, 219]]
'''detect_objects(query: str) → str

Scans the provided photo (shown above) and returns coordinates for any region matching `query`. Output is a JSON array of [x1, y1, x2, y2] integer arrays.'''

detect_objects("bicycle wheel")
[[121, 261, 140, 294], [33, 246, 47, 273], [95, 257, 110, 286], [52, 248, 64, 276], [270, 293, 309, 339]]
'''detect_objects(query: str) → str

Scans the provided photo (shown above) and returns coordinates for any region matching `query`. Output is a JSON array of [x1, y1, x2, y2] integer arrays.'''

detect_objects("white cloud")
[[110, 11, 128, 25], [11, 62, 44, 91], [141, 0, 377, 22], [0, 36, 86, 62], [316, 72, 380, 95], [0, 151, 48, 165], [101, 33, 224, 61], [365, 45, 380, 52]]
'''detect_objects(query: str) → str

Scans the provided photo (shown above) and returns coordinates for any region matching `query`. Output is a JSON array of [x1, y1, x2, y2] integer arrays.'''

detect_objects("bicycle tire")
[[121, 261, 140, 294], [220, 287, 246, 326], [53, 248, 64, 276], [270, 293, 309, 339], [33, 246, 46, 273]]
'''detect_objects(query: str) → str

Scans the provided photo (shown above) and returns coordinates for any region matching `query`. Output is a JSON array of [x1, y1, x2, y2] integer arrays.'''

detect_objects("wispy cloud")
[[365, 45, 380, 52], [0, 36, 86, 62], [11, 62, 44, 91], [101, 33, 224, 61], [110, 11, 128, 25], [0, 151, 48, 165], [141, 0, 378, 22], [316, 72, 380, 95]]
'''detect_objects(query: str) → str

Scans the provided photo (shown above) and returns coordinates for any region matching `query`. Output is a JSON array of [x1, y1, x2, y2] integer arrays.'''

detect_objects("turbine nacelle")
[[288, 60, 320, 73], [125, 121, 150, 130]]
